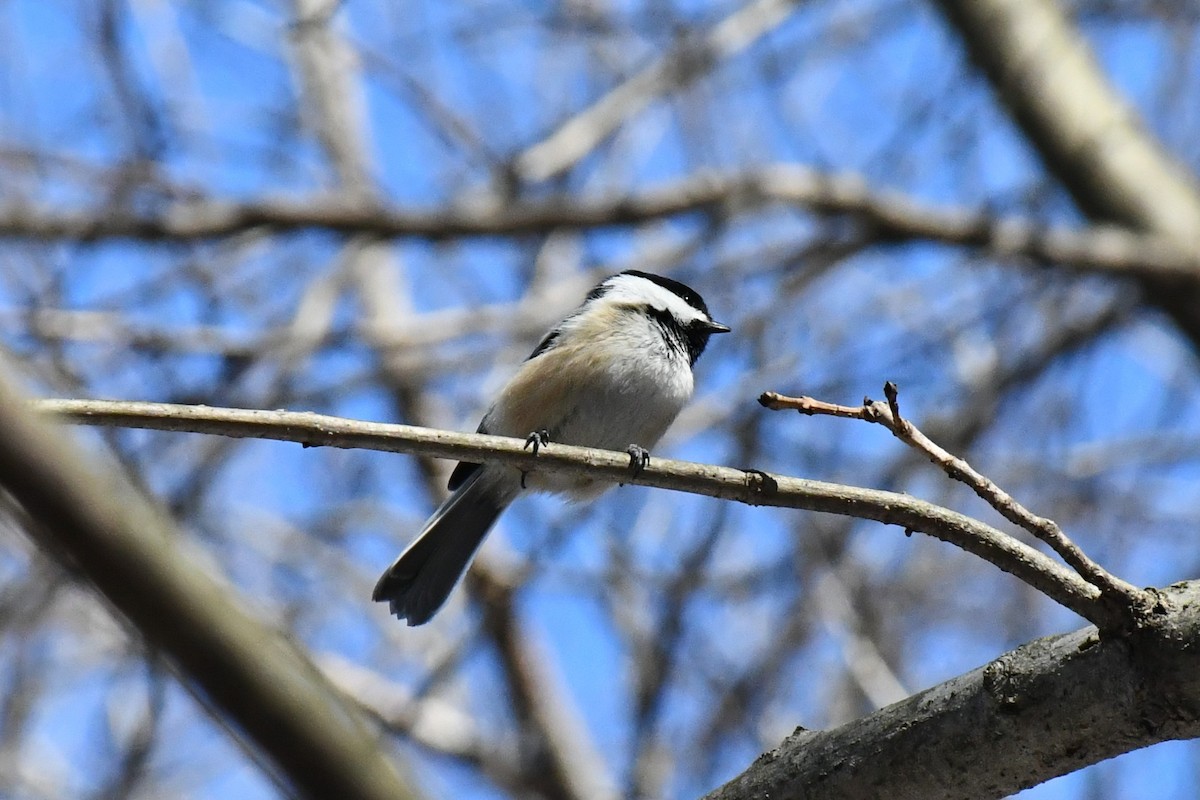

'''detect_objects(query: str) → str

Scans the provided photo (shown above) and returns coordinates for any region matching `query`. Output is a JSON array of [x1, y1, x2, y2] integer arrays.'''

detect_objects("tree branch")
[[34, 398, 1103, 623], [933, 0, 1200, 240], [932, 0, 1200, 343], [760, 385, 1153, 632], [0, 389, 416, 800], [2, 168, 1198, 282], [470, 570, 619, 800], [703, 580, 1192, 800], [513, 0, 806, 182]]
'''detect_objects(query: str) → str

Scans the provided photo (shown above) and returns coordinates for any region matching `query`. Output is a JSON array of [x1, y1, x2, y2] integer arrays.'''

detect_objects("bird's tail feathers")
[[372, 473, 509, 626]]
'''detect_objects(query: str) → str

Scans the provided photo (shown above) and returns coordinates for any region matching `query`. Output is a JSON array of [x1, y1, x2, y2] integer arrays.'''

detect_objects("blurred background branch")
[[0, 373, 415, 800], [2, 172, 1198, 281]]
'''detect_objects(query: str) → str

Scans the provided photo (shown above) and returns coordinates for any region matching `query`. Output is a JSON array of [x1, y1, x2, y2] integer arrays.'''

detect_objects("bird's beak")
[[702, 319, 732, 334]]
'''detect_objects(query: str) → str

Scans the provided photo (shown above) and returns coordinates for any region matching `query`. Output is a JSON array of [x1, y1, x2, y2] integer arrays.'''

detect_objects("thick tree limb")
[[2, 169, 1198, 282], [703, 580, 1197, 800], [34, 398, 1103, 623], [933, 0, 1200, 240], [0, 388, 415, 800], [932, 0, 1200, 342]]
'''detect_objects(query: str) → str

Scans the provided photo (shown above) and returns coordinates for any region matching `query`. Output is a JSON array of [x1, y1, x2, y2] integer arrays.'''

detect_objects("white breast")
[[484, 307, 695, 498]]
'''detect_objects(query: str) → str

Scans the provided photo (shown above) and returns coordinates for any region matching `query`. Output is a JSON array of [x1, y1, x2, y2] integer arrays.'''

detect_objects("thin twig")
[[760, 385, 1155, 630]]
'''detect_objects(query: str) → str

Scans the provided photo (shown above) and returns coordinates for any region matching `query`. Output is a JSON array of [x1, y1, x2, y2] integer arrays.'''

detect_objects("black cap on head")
[[620, 270, 713, 318]]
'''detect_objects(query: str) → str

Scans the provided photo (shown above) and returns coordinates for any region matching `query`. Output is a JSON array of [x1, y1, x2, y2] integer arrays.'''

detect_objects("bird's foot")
[[626, 444, 650, 479], [524, 429, 550, 455], [522, 429, 551, 489]]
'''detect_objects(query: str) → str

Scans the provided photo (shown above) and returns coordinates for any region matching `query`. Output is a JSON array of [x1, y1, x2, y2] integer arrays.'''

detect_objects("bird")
[[372, 270, 730, 625]]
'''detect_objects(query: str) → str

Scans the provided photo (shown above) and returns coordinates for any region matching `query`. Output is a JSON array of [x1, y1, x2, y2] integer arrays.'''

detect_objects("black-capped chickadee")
[[373, 270, 730, 625]]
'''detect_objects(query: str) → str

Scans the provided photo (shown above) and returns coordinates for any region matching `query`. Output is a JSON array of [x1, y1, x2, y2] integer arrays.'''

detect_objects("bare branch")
[[933, 0, 1200, 345], [470, 571, 619, 800], [287, 0, 377, 193], [34, 397, 1103, 622], [0, 387, 416, 800], [760, 386, 1152, 631], [2, 169, 1198, 282], [514, 0, 806, 182], [933, 0, 1200, 240], [320, 653, 527, 792], [703, 581, 1192, 800]]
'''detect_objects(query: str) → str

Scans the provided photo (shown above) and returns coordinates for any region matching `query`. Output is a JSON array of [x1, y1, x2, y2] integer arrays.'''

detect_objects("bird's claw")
[[522, 430, 551, 489], [524, 429, 550, 455], [626, 444, 650, 478]]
